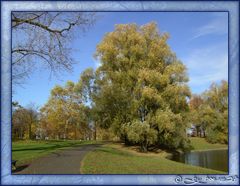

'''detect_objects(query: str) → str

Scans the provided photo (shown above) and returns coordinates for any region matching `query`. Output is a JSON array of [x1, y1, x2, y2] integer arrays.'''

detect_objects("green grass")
[[12, 140, 98, 165], [81, 145, 225, 174], [190, 137, 228, 151], [13, 137, 228, 174]]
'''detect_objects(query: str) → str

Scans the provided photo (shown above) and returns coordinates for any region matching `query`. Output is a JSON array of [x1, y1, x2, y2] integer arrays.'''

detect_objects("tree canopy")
[[40, 81, 91, 140], [92, 22, 191, 151], [189, 80, 228, 144], [12, 104, 38, 140]]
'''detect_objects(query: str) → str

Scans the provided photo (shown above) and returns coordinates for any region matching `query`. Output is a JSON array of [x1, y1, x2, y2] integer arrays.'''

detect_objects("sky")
[[13, 12, 228, 108]]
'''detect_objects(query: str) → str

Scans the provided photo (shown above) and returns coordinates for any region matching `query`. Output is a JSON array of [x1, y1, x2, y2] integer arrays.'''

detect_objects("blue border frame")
[[1, 1, 239, 185], [10, 10, 230, 176], [0, 0, 2, 185]]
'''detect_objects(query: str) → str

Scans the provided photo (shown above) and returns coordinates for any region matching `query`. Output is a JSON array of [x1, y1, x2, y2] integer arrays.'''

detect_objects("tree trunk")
[[28, 123, 32, 140], [140, 142, 148, 152], [74, 125, 77, 140], [196, 126, 200, 137], [94, 124, 97, 140], [124, 135, 128, 144], [65, 121, 68, 140], [140, 135, 148, 152], [20, 127, 23, 139]]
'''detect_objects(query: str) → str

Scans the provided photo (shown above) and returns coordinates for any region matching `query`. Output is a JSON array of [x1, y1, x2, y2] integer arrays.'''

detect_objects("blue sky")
[[13, 12, 228, 108]]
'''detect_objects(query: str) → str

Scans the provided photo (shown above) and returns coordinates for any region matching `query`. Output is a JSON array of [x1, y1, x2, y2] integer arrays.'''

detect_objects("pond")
[[170, 149, 228, 172]]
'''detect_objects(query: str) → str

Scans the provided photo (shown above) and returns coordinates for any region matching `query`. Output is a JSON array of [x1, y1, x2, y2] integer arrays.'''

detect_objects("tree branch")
[[12, 15, 79, 36]]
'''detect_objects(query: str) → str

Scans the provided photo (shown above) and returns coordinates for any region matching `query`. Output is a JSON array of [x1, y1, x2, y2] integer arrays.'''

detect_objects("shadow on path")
[[12, 164, 30, 173]]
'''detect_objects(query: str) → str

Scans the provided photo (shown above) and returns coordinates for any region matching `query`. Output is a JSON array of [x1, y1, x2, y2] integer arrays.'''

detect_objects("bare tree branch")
[[12, 12, 96, 87]]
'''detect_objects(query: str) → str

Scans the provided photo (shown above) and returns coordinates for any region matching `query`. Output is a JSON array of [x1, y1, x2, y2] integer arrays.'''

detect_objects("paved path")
[[15, 144, 102, 174]]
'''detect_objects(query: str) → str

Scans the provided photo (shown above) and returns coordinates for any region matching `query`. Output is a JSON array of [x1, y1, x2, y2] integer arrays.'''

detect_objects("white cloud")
[[191, 15, 228, 40], [182, 43, 228, 93]]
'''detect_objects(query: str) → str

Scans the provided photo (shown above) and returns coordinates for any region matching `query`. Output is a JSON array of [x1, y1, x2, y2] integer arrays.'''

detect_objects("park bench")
[[12, 160, 17, 170]]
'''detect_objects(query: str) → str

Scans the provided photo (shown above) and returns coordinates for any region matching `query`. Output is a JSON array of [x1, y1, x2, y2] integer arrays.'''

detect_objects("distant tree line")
[[12, 103, 38, 140], [189, 80, 228, 144]]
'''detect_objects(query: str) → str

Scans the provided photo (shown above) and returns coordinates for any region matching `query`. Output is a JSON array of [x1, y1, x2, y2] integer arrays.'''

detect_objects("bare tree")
[[12, 12, 96, 86]]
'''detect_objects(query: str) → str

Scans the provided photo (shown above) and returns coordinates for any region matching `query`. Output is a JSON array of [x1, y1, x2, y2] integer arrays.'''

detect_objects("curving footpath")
[[14, 144, 102, 174]]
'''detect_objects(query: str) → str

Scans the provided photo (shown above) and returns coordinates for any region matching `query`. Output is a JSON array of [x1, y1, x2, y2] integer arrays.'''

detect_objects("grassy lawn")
[[190, 137, 228, 151], [12, 140, 98, 165], [12, 137, 228, 174], [81, 145, 225, 174]]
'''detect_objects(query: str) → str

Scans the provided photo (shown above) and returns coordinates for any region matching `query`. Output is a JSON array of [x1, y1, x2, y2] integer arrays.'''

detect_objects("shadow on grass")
[[12, 145, 62, 152], [12, 164, 29, 174], [12, 142, 94, 152], [13, 143, 76, 151]]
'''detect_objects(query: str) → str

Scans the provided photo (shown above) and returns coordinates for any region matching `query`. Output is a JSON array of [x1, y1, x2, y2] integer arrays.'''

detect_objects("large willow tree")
[[94, 22, 191, 151]]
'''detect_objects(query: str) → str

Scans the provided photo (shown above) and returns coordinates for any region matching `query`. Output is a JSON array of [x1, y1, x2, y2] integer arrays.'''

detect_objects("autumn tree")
[[12, 107, 27, 139], [75, 68, 100, 140], [12, 104, 38, 139], [12, 12, 96, 86], [75, 68, 118, 141], [189, 95, 204, 137], [189, 80, 228, 144], [94, 22, 191, 151], [40, 81, 91, 140], [202, 80, 228, 144]]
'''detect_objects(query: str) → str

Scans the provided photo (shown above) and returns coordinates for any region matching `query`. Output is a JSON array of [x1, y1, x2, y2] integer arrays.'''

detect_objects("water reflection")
[[171, 149, 228, 172]]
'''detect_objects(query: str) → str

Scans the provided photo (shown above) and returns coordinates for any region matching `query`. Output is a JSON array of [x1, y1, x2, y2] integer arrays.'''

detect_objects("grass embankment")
[[12, 140, 98, 165], [189, 137, 228, 151], [81, 138, 227, 174]]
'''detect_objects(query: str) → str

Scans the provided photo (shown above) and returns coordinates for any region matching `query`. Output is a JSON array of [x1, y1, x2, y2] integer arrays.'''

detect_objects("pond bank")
[[190, 147, 228, 152]]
